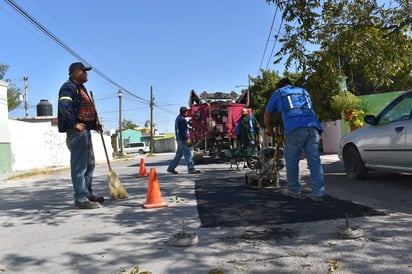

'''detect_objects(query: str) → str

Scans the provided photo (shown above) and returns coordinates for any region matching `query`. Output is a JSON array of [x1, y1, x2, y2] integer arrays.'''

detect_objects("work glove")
[[96, 123, 103, 133]]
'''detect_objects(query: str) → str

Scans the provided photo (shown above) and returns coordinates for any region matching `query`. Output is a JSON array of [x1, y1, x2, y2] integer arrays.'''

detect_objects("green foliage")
[[121, 119, 139, 130], [7, 86, 22, 111], [0, 64, 22, 112], [330, 91, 361, 112], [248, 70, 305, 128], [0, 64, 8, 79], [266, 0, 411, 70], [248, 69, 281, 126], [265, 0, 412, 109]]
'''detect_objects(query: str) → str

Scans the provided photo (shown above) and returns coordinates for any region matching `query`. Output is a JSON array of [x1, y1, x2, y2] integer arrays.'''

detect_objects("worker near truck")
[[236, 108, 263, 148], [264, 78, 324, 202], [167, 106, 201, 174]]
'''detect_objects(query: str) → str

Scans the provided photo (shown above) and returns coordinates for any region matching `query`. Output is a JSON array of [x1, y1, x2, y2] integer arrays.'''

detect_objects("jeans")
[[284, 127, 324, 196], [66, 129, 95, 203], [168, 140, 195, 172]]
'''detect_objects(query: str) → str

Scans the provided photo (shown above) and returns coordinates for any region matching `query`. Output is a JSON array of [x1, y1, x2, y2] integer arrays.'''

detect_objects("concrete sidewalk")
[[1, 153, 412, 274]]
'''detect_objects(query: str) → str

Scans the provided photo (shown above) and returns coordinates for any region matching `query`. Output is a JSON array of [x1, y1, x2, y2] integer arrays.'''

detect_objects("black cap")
[[180, 106, 188, 113], [69, 62, 92, 74]]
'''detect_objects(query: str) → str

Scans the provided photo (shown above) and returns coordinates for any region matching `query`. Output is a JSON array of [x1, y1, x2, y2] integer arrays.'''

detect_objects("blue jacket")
[[57, 80, 96, 132], [265, 85, 323, 134]]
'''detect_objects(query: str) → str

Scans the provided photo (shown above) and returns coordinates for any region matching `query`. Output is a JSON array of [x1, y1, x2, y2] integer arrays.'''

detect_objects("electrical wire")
[[4, 0, 150, 104], [264, 17, 284, 71], [256, 5, 278, 77]]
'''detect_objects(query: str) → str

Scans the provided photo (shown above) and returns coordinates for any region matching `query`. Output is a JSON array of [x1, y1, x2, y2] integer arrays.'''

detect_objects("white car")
[[123, 142, 150, 154], [338, 89, 412, 179]]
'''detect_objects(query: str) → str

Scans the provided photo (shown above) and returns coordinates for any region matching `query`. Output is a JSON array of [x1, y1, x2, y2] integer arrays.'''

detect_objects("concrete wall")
[[7, 119, 112, 173], [154, 137, 176, 153]]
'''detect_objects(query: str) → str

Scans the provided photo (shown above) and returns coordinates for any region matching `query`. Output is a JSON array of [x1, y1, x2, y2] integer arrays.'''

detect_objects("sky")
[[0, 0, 284, 133]]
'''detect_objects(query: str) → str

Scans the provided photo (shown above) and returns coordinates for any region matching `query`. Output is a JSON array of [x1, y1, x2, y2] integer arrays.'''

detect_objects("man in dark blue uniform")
[[167, 106, 201, 174]]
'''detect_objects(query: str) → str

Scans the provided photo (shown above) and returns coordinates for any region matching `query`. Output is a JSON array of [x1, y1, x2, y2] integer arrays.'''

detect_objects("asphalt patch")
[[195, 177, 385, 227]]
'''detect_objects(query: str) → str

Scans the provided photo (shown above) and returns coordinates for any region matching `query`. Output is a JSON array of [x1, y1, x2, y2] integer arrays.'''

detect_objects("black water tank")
[[36, 99, 53, 116]]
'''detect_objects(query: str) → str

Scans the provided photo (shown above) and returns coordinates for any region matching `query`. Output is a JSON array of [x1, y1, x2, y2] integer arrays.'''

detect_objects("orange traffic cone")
[[143, 168, 167, 209], [138, 158, 147, 177]]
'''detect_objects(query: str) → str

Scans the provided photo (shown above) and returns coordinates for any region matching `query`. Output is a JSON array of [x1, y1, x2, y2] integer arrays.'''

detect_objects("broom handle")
[[90, 90, 113, 171]]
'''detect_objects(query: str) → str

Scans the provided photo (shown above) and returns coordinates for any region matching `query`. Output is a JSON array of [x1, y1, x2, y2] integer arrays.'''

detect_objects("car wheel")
[[138, 149, 144, 154], [343, 145, 368, 180]]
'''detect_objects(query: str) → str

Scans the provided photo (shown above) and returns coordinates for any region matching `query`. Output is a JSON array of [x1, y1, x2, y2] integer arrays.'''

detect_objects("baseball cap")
[[180, 106, 188, 113], [69, 62, 92, 74]]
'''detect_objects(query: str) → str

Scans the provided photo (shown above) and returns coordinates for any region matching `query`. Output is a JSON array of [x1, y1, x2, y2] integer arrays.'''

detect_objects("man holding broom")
[[58, 62, 104, 209]]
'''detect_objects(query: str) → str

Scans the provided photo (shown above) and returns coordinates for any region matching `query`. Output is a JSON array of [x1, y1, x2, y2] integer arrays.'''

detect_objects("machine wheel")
[[343, 145, 368, 180], [246, 156, 259, 170]]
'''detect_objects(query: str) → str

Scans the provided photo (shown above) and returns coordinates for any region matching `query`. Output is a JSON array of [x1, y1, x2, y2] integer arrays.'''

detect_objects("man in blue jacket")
[[58, 62, 103, 209], [264, 78, 324, 202], [167, 106, 200, 174]]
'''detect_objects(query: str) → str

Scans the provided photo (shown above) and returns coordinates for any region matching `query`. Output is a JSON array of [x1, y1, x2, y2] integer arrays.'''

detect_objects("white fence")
[[9, 119, 112, 172]]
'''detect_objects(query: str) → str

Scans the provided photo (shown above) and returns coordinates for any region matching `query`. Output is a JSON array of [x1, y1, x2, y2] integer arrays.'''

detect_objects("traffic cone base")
[[143, 201, 168, 209], [138, 158, 148, 177], [143, 168, 167, 209]]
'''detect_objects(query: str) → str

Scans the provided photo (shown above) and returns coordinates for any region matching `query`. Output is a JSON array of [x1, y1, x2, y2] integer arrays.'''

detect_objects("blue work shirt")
[[265, 85, 323, 135], [175, 114, 189, 141]]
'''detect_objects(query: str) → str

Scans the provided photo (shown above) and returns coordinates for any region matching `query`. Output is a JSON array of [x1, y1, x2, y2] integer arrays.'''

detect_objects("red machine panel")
[[187, 89, 251, 156]]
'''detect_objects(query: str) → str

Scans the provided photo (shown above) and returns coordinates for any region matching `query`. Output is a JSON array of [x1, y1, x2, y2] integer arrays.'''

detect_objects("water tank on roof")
[[36, 99, 53, 116]]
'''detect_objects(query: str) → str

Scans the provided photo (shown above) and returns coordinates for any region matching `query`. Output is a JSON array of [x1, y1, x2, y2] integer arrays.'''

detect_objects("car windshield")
[[378, 93, 412, 125]]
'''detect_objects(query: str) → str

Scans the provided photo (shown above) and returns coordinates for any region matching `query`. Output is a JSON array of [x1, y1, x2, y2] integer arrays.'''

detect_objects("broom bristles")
[[108, 171, 128, 200]]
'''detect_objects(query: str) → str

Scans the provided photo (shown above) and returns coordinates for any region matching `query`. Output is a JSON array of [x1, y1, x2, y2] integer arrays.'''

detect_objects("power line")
[[264, 17, 284, 71], [256, 5, 278, 77], [4, 0, 150, 105]]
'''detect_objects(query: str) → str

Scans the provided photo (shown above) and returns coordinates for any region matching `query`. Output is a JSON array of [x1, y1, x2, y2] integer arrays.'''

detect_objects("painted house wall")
[[359, 91, 405, 116], [338, 90, 407, 136], [121, 129, 143, 145], [0, 80, 12, 174]]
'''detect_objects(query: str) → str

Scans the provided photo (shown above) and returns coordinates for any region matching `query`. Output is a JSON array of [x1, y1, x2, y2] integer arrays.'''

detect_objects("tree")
[[248, 69, 280, 125], [0, 64, 22, 112], [267, 0, 411, 70], [121, 119, 138, 130], [266, 0, 412, 120], [248, 69, 302, 127]]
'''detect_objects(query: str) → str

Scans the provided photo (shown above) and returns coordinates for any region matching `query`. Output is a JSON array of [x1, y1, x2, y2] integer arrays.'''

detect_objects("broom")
[[90, 91, 128, 200]]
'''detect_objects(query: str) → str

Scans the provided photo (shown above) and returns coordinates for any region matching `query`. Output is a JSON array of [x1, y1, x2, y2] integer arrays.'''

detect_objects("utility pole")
[[149, 85, 154, 155], [118, 89, 123, 156], [23, 76, 29, 117]]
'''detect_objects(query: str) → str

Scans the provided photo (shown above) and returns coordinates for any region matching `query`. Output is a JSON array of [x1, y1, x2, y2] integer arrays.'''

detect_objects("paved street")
[[1, 153, 412, 274]]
